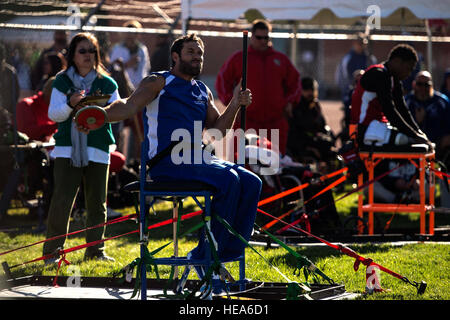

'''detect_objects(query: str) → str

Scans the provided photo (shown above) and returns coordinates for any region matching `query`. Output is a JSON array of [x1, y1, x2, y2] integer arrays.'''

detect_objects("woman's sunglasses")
[[78, 48, 96, 54]]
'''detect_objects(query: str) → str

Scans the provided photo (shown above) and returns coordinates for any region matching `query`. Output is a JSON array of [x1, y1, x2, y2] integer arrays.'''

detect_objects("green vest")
[[52, 72, 118, 153]]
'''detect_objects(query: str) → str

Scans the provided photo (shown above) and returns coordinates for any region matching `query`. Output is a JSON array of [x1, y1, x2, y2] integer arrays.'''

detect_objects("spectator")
[[42, 32, 120, 264], [109, 20, 150, 161], [404, 71, 450, 207], [33, 51, 67, 93], [405, 71, 450, 161], [150, 33, 172, 72], [342, 69, 365, 137], [335, 33, 377, 102], [109, 20, 150, 89], [31, 30, 69, 91], [215, 19, 302, 155], [16, 77, 58, 142], [441, 69, 450, 98], [350, 44, 432, 151], [0, 102, 53, 215], [14, 77, 58, 215], [98, 38, 134, 154], [286, 77, 336, 172], [8, 43, 33, 100], [0, 42, 20, 114]]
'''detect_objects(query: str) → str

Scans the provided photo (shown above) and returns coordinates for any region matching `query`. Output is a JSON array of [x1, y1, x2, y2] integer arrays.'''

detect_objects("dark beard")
[[179, 58, 202, 77]]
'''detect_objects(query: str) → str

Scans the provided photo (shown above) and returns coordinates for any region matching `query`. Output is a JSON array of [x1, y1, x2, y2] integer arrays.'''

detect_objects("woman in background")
[[34, 51, 67, 92]]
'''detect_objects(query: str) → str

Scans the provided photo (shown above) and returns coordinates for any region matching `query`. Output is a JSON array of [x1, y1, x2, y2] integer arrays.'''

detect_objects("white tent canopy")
[[181, 0, 450, 21]]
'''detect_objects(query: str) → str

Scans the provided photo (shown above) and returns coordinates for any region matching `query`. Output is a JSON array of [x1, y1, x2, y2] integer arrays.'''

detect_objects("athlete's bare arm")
[[104, 74, 165, 123]]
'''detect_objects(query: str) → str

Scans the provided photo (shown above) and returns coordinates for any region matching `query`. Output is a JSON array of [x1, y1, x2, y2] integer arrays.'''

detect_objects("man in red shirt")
[[16, 77, 57, 142], [215, 20, 301, 155]]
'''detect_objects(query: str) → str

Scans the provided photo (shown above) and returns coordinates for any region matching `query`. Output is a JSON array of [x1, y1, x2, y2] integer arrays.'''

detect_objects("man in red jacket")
[[215, 20, 301, 155]]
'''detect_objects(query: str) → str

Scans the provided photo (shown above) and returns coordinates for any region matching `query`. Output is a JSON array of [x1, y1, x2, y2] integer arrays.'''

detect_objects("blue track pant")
[[150, 153, 262, 261]]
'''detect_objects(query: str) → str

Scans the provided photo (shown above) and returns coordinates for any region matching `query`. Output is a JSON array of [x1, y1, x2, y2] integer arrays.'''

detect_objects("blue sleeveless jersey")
[[143, 71, 209, 160]]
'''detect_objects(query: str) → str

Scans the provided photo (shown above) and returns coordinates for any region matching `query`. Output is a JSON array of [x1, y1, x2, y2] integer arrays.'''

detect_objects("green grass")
[[1, 187, 449, 300]]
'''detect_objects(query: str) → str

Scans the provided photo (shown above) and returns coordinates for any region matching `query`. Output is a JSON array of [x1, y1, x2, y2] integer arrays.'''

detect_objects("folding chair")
[[123, 140, 246, 300]]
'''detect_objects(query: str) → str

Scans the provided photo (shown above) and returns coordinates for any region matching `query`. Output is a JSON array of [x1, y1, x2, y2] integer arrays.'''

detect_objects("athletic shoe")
[[107, 207, 122, 219], [84, 252, 115, 262], [43, 257, 59, 266]]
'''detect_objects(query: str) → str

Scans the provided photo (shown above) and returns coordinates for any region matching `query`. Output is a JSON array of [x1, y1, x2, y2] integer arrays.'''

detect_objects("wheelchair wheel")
[[276, 174, 304, 215]]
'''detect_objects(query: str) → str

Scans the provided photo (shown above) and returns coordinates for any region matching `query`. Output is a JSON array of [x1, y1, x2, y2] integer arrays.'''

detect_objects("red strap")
[[257, 182, 310, 207], [261, 207, 297, 230], [433, 168, 450, 178], [53, 252, 71, 287], [0, 214, 136, 257], [275, 175, 347, 234], [258, 208, 339, 250], [303, 213, 311, 233], [275, 163, 407, 235], [8, 210, 203, 270], [147, 210, 202, 230], [430, 167, 450, 180], [257, 167, 348, 207], [319, 167, 348, 181], [306, 175, 347, 203], [258, 207, 405, 282]]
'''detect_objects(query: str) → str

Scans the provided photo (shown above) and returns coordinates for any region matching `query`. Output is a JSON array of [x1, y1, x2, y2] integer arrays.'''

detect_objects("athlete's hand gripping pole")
[[238, 30, 248, 166]]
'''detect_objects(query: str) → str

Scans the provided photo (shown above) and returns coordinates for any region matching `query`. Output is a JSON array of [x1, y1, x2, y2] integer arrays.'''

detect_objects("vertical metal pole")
[[204, 193, 212, 274], [425, 19, 433, 79], [140, 199, 147, 300], [173, 198, 179, 279], [358, 169, 364, 234], [140, 207, 147, 299], [290, 22, 297, 68], [240, 30, 248, 132], [429, 156, 435, 235], [239, 254, 245, 291], [139, 150, 147, 300], [238, 31, 249, 290], [368, 160, 374, 235], [419, 157, 426, 235], [238, 30, 248, 166]]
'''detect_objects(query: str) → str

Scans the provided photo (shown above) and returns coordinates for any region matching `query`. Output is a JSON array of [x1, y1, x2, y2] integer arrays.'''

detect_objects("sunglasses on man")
[[416, 82, 431, 87], [254, 35, 269, 40]]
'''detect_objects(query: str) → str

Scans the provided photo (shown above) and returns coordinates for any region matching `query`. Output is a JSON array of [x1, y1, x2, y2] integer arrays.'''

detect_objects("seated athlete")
[[93, 34, 262, 270], [350, 44, 432, 151]]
